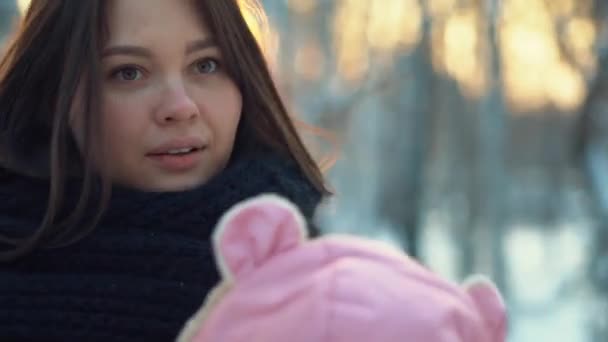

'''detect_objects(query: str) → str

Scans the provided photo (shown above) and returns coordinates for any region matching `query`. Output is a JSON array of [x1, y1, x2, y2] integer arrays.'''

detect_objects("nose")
[[154, 82, 200, 125]]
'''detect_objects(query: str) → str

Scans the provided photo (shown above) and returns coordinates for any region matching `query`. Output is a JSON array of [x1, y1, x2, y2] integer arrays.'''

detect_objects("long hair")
[[0, 0, 330, 261]]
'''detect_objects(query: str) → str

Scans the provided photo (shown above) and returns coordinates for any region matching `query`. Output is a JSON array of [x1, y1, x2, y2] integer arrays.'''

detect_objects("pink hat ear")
[[212, 194, 308, 281], [462, 275, 508, 342]]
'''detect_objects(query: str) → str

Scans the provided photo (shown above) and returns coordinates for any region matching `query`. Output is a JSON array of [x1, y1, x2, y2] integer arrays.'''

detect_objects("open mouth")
[[149, 147, 202, 156], [146, 146, 205, 172]]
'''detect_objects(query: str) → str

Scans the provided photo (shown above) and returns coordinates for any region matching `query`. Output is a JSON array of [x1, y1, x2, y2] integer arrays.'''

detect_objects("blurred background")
[[2, 0, 608, 341]]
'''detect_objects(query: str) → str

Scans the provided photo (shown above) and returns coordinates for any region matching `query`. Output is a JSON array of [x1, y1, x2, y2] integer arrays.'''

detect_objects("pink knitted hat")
[[178, 194, 507, 342]]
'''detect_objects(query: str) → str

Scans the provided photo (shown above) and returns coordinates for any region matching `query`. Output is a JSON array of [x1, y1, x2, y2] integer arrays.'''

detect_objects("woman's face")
[[73, 0, 242, 192]]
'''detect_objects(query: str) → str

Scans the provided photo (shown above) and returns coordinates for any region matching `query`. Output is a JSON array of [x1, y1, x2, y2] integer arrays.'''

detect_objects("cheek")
[[99, 98, 147, 154], [203, 85, 242, 142], [218, 90, 242, 144]]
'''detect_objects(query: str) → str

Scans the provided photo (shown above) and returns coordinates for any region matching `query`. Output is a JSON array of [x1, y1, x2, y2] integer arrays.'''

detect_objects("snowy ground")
[[424, 220, 596, 342]]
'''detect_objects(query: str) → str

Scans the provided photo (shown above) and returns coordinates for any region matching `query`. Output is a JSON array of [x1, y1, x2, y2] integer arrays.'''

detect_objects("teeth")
[[167, 147, 194, 155]]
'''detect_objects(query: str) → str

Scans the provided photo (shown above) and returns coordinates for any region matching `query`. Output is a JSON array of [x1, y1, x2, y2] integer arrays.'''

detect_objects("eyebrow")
[[101, 37, 217, 58], [185, 38, 217, 54]]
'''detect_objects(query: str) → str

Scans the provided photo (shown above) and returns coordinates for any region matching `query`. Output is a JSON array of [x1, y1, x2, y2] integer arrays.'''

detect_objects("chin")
[[118, 162, 227, 192], [124, 174, 209, 193], [153, 177, 210, 192]]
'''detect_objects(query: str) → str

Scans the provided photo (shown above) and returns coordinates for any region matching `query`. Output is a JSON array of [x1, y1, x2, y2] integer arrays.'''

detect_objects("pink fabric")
[[180, 195, 507, 342]]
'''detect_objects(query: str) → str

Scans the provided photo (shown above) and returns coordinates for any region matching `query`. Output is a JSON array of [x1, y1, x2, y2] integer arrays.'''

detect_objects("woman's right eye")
[[111, 66, 144, 81]]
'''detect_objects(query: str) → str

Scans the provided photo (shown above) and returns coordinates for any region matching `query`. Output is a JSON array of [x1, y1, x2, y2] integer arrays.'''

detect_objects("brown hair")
[[0, 0, 330, 261]]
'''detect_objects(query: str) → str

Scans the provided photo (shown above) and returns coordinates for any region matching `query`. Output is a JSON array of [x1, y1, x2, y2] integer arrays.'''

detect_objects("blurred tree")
[[0, 0, 601, 338], [0, 0, 17, 43], [577, 43, 608, 342]]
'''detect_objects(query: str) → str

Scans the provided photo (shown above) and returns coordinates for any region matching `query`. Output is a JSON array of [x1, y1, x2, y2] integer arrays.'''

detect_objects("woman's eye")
[[195, 59, 219, 74], [112, 66, 143, 81]]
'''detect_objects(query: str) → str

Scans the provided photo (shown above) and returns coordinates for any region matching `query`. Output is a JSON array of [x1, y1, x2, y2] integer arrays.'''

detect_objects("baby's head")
[[179, 194, 507, 342]]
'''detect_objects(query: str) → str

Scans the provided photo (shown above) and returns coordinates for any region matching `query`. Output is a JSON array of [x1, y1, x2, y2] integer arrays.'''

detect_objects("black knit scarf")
[[0, 153, 323, 341], [0, 152, 323, 244]]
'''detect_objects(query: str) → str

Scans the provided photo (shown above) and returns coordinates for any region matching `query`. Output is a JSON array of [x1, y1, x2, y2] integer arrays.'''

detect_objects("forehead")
[[104, 0, 210, 44]]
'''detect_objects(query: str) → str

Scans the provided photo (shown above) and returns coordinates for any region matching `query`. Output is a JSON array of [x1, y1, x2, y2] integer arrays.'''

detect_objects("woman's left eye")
[[194, 58, 219, 74]]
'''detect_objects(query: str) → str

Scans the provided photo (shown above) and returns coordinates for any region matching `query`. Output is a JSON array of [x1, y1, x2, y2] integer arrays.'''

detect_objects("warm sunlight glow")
[[240, 2, 266, 47], [442, 10, 486, 97], [499, 0, 591, 112], [546, 61, 586, 111], [501, 22, 556, 111], [565, 16, 597, 71], [240, 0, 280, 66], [503, 25, 559, 67], [503, 63, 550, 112], [366, 0, 422, 52], [333, 0, 421, 83], [428, 0, 457, 17], [287, 0, 318, 15], [333, 0, 370, 83], [546, 0, 576, 17], [18, 0, 31, 14]]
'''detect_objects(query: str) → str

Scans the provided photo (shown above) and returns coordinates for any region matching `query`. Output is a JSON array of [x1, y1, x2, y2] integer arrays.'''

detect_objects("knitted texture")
[[0, 153, 322, 341]]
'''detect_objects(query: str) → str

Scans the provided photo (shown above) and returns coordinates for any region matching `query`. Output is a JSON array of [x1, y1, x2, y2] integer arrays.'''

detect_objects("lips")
[[148, 146, 201, 156], [146, 138, 206, 172], [147, 138, 206, 156]]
